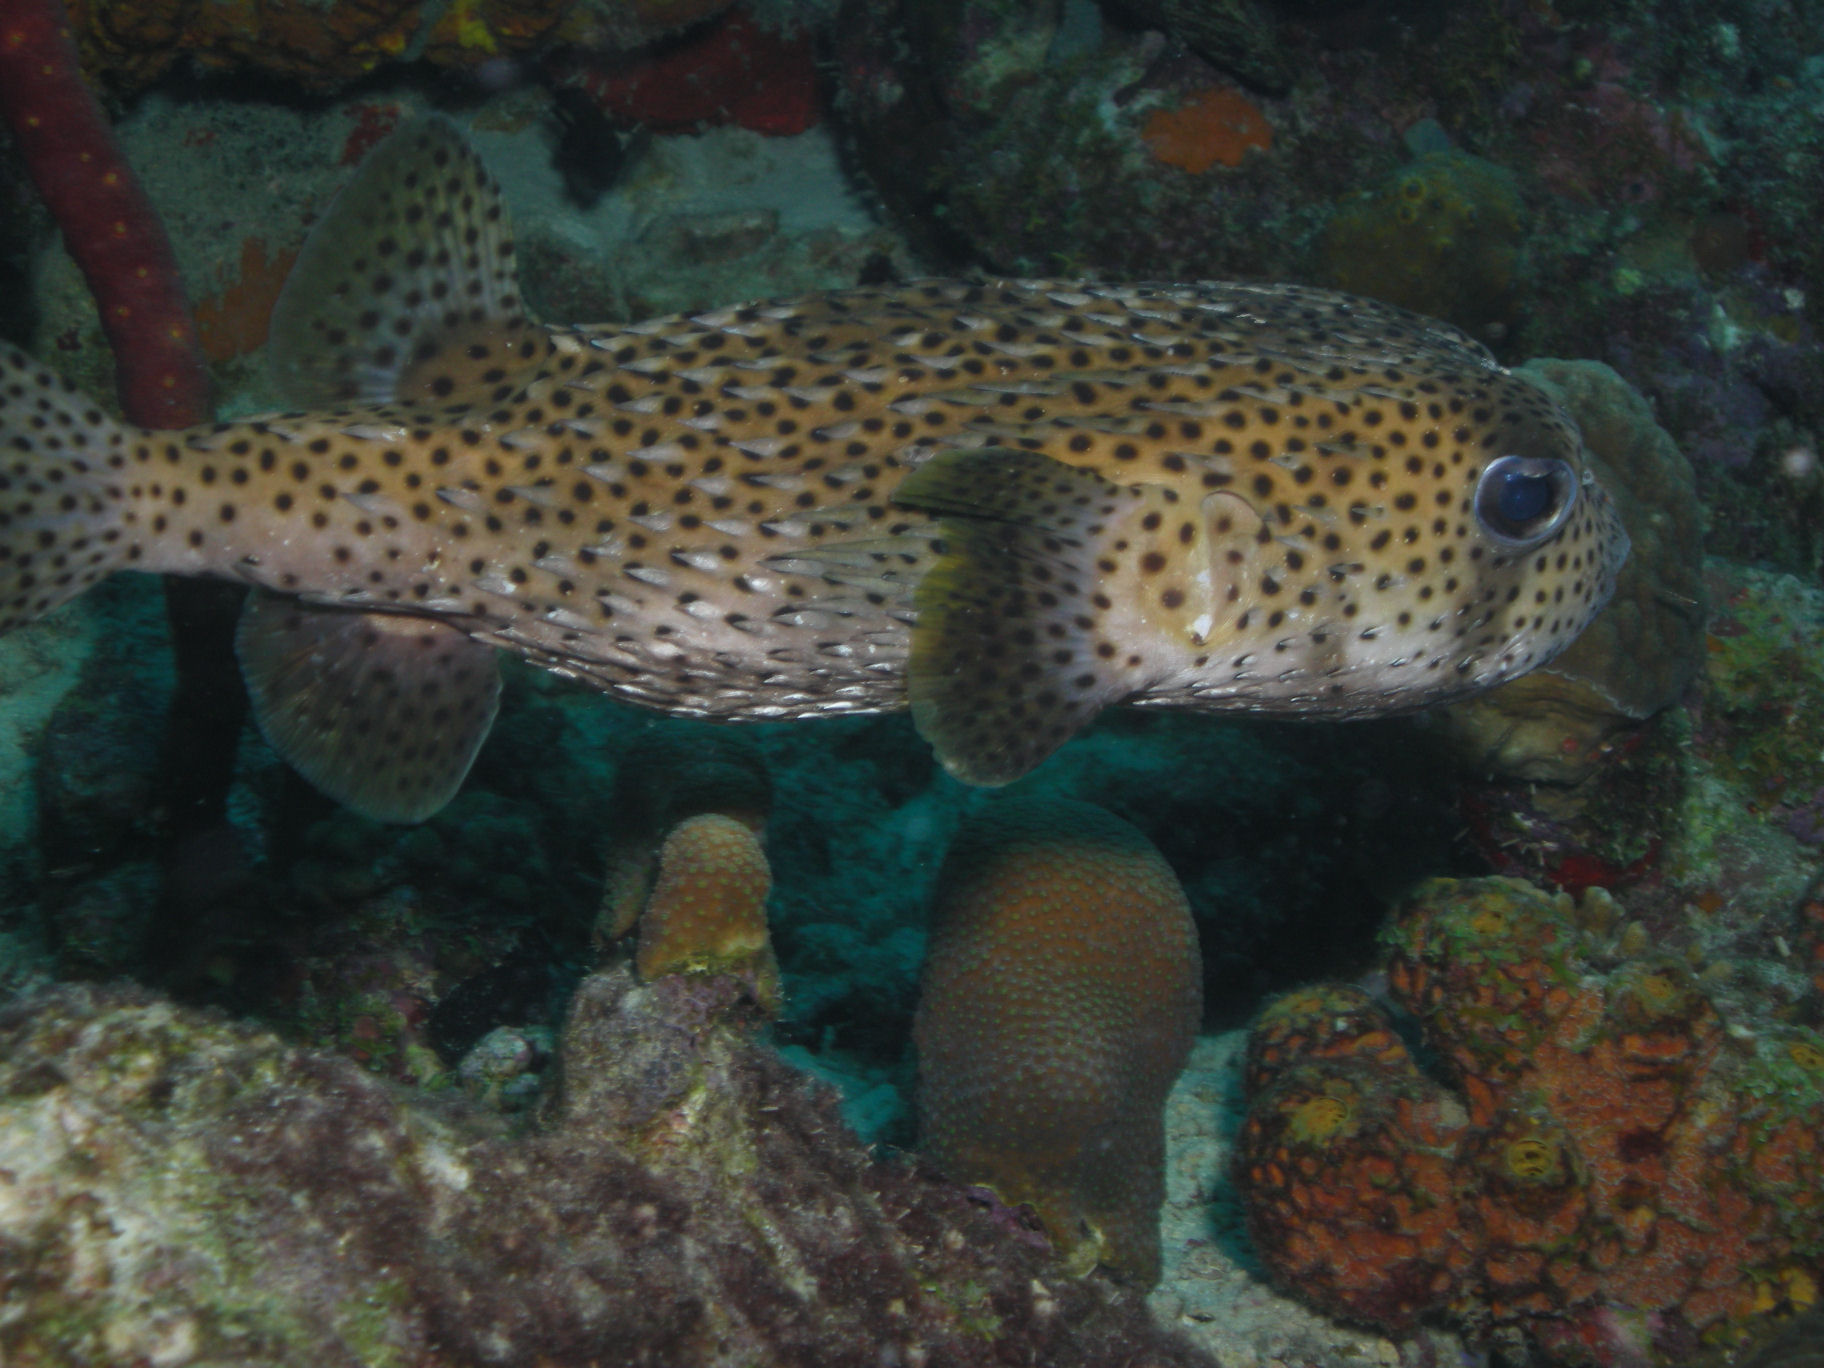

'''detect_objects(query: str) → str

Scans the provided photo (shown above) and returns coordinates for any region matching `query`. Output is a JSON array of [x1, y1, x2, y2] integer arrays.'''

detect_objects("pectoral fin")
[[895, 448, 1187, 786]]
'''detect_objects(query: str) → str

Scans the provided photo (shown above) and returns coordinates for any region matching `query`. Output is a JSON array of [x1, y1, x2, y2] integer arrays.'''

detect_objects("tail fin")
[[0, 343, 138, 632]]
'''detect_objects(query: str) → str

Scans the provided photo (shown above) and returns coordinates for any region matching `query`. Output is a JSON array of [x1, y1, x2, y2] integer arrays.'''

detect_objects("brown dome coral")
[[914, 797, 1202, 1288], [595, 722, 772, 947], [636, 812, 780, 1016]]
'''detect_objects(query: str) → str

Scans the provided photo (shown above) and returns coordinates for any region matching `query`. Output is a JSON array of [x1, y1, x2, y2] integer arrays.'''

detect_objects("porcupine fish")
[[0, 119, 1628, 822]]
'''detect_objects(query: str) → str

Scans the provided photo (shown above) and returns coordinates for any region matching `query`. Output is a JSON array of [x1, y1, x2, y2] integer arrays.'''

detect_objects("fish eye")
[[1474, 454, 1577, 547]]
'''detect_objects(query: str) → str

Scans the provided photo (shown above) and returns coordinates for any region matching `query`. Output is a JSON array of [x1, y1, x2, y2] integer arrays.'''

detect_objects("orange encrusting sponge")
[[635, 813, 780, 1017], [1141, 86, 1273, 173], [914, 798, 1202, 1287]]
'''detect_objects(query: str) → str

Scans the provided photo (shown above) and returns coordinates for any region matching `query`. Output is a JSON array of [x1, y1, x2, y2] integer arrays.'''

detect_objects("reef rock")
[[0, 970, 1216, 1367]]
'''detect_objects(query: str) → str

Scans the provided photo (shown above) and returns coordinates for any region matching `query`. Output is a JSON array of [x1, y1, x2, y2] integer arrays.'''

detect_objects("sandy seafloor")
[[0, 88, 1483, 1366]]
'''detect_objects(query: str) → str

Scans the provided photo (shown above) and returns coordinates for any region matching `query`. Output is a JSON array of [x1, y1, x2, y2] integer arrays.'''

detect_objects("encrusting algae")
[[0, 117, 1627, 824]]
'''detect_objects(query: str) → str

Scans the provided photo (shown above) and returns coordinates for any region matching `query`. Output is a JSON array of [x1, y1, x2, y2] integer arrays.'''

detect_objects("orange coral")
[[914, 797, 1201, 1288], [1234, 1055, 1476, 1330], [1242, 981, 1412, 1098], [595, 724, 771, 946], [635, 813, 779, 1016], [194, 238, 297, 364], [1237, 876, 1824, 1360], [1140, 87, 1272, 174]]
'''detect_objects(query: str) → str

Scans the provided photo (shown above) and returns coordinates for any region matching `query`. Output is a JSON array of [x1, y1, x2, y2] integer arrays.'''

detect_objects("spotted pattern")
[[0, 275, 1629, 782], [268, 119, 531, 407], [0, 348, 133, 631]]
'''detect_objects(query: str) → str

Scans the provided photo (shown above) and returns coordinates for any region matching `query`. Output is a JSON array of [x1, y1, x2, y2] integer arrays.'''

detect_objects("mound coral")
[[595, 722, 772, 946], [914, 797, 1202, 1288], [1234, 876, 1824, 1362], [636, 812, 780, 1017]]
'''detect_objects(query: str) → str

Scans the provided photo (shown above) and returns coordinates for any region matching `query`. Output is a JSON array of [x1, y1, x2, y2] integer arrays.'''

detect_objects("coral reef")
[[1235, 876, 1824, 1363], [6, 9, 1824, 1358], [1691, 565, 1824, 832], [59, 0, 752, 93], [1447, 556, 1824, 929], [0, 969, 1219, 1367], [833, 0, 1328, 280], [914, 797, 1202, 1288]]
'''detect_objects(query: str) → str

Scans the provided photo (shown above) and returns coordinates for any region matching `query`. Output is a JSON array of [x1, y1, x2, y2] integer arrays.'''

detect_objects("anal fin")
[[236, 590, 501, 823]]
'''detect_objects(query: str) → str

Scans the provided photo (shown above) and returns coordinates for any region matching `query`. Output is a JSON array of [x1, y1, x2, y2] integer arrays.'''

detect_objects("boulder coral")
[[914, 797, 1202, 1288], [636, 811, 781, 1017], [1233, 876, 1824, 1362], [596, 722, 772, 947]]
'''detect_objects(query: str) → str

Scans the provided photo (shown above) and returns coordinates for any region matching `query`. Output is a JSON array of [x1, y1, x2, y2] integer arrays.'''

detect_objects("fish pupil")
[[1474, 453, 1575, 546], [1497, 469, 1553, 524]]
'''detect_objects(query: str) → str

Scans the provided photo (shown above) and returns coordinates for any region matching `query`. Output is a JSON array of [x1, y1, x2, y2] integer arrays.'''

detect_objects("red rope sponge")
[[0, 0, 209, 427]]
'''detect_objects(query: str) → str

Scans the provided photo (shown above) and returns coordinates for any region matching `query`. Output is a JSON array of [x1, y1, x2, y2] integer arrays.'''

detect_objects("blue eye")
[[1475, 455, 1577, 547]]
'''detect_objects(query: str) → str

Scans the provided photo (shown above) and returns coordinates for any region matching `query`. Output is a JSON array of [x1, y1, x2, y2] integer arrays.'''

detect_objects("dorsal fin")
[[268, 117, 543, 408]]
